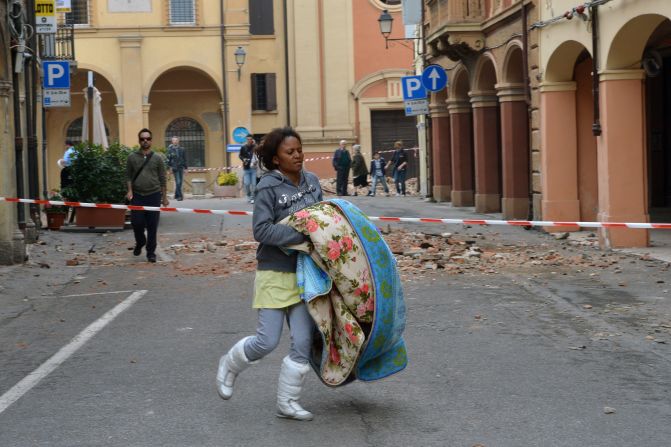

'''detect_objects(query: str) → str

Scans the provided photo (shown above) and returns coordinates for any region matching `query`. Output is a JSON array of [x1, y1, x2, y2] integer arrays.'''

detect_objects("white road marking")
[[0, 290, 148, 415], [155, 244, 173, 262], [58, 290, 136, 298]]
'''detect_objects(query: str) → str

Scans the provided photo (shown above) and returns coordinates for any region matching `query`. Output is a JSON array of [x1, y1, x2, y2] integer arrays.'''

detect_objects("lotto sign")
[[35, 0, 56, 34], [42, 61, 70, 89], [401, 75, 427, 101]]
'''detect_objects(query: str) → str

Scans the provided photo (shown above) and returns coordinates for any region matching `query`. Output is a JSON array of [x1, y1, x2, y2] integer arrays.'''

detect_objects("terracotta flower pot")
[[46, 212, 66, 230], [75, 207, 126, 229]]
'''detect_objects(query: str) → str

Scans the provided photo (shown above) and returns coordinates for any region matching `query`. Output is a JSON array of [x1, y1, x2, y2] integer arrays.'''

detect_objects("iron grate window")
[[251, 73, 277, 112], [66, 117, 110, 145], [170, 0, 196, 25], [64, 0, 90, 26], [165, 118, 205, 168]]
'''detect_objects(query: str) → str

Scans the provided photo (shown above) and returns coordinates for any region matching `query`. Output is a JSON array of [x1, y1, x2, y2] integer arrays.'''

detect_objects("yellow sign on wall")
[[35, 0, 56, 34]]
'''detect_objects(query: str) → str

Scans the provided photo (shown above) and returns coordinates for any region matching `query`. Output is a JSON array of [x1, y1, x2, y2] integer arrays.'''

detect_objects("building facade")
[[539, 0, 671, 248], [44, 0, 414, 190], [424, 0, 539, 220]]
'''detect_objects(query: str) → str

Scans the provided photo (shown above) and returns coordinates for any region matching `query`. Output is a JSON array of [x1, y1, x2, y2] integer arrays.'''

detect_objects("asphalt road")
[[1, 195, 670, 446]]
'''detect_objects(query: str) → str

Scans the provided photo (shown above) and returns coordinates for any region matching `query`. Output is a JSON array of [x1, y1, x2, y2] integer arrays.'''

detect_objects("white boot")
[[276, 356, 313, 421], [216, 336, 258, 400]]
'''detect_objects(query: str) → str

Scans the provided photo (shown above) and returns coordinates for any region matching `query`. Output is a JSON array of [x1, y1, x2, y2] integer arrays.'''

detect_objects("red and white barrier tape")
[[186, 156, 335, 173], [185, 150, 419, 173], [3, 197, 671, 229]]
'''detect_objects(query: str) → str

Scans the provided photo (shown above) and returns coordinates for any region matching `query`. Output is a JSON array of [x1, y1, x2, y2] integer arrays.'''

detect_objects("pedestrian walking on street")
[[386, 141, 408, 196], [350, 144, 368, 196], [166, 136, 187, 201], [216, 126, 323, 421], [240, 134, 257, 203], [126, 128, 169, 263], [332, 139, 351, 196], [367, 150, 390, 196]]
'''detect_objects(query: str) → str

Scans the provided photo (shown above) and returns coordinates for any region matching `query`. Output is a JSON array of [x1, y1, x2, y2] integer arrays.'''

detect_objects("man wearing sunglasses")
[[126, 128, 169, 263]]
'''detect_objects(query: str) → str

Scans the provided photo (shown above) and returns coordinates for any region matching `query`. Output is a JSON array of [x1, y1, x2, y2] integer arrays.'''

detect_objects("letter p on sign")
[[401, 75, 427, 101], [42, 61, 70, 89]]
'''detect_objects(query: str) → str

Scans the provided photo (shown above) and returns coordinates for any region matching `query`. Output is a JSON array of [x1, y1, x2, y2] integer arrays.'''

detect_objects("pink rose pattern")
[[285, 203, 375, 385]]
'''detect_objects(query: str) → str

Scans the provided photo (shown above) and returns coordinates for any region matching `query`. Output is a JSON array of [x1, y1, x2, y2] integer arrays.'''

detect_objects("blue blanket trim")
[[298, 199, 407, 383], [296, 254, 332, 303]]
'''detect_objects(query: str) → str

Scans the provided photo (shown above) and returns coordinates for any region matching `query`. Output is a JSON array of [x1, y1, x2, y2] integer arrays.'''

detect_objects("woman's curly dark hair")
[[255, 126, 302, 172]]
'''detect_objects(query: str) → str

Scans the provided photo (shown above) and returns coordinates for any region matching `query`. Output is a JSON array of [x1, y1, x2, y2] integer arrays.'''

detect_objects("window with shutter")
[[249, 0, 274, 35], [251, 73, 277, 112]]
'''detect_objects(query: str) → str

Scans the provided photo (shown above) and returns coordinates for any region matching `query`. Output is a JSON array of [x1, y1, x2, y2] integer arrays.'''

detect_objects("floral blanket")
[[284, 199, 407, 386]]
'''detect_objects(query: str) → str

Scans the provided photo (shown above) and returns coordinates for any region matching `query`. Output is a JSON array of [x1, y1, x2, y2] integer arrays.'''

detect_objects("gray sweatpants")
[[243, 303, 314, 364]]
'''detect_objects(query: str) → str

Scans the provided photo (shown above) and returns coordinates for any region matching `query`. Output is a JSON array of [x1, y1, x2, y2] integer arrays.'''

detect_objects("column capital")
[[495, 82, 526, 102], [469, 90, 498, 108], [115, 104, 124, 114], [118, 35, 143, 48], [0, 80, 12, 97], [142, 103, 151, 113], [429, 101, 449, 117], [539, 81, 576, 93], [599, 69, 645, 82], [446, 99, 471, 114]]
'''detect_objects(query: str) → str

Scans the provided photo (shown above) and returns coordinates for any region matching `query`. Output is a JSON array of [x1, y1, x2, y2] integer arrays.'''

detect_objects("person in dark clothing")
[[332, 139, 351, 196], [350, 144, 368, 196], [126, 128, 168, 263], [386, 141, 408, 196], [239, 134, 257, 203], [166, 136, 187, 201]]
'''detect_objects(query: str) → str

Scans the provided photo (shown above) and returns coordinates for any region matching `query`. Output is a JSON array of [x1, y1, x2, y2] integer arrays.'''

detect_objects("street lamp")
[[234, 46, 246, 81], [378, 9, 420, 49]]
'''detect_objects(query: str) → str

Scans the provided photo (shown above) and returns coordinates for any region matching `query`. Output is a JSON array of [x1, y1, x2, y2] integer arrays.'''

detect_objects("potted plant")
[[61, 142, 133, 228], [213, 171, 240, 198], [43, 190, 69, 230]]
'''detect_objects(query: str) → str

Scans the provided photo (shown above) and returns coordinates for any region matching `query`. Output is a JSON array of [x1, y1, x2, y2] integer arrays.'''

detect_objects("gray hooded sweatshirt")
[[252, 170, 323, 272]]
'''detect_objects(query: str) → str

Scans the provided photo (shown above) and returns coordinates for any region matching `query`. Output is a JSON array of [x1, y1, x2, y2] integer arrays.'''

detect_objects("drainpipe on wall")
[[220, 1, 230, 167], [522, 0, 533, 220], [12, 69, 25, 228], [25, 0, 40, 229], [591, 5, 602, 136], [283, 0, 291, 125]]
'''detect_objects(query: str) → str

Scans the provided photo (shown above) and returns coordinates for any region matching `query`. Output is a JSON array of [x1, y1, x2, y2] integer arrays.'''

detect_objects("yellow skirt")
[[252, 270, 301, 309]]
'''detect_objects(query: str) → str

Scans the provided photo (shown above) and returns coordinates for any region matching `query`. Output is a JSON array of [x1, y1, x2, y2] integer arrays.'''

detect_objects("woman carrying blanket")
[[216, 127, 323, 421]]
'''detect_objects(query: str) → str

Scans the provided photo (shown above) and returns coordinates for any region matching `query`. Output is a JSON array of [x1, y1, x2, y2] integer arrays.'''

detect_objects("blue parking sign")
[[42, 61, 70, 89], [401, 75, 427, 101]]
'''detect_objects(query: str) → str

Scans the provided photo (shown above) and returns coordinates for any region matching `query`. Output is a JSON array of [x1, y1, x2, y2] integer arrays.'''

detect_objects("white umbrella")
[[81, 72, 108, 148]]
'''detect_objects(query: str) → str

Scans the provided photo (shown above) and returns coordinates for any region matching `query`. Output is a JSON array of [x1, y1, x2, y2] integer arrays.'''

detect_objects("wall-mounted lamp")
[[378, 9, 420, 49], [234, 46, 247, 81]]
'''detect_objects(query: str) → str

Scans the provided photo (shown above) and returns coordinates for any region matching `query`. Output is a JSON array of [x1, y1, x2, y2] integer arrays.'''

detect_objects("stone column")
[[597, 70, 649, 248], [142, 103, 151, 129], [447, 99, 474, 206], [470, 91, 501, 213], [497, 83, 529, 219], [0, 79, 23, 264], [118, 35, 144, 144], [430, 102, 451, 202], [540, 82, 580, 230], [115, 104, 125, 143]]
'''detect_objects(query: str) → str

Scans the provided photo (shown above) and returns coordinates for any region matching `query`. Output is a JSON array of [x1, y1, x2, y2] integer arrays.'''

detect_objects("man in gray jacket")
[[126, 128, 169, 263]]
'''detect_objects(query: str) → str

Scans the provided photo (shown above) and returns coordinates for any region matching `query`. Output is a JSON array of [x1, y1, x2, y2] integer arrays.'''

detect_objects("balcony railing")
[[39, 25, 75, 61]]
